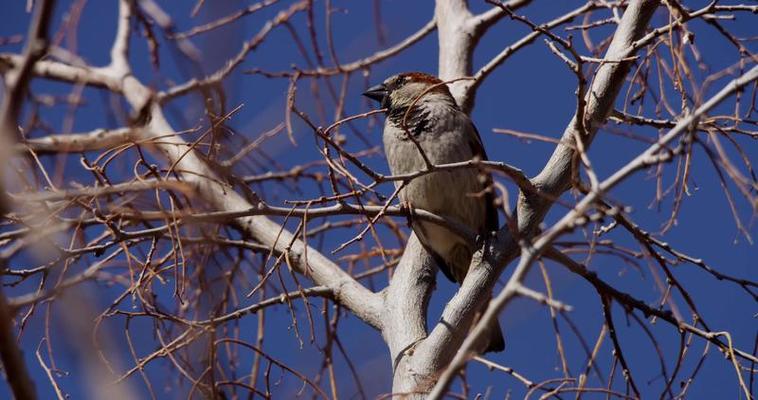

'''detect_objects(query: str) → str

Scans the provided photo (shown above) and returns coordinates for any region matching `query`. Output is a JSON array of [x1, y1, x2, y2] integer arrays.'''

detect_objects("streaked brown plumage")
[[364, 72, 504, 353]]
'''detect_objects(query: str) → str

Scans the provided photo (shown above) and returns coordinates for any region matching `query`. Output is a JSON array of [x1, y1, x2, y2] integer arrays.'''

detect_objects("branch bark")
[[119, 57, 386, 329], [389, 0, 662, 396], [0, 1, 56, 398], [15, 127, 137, 153], [1, 1, 385, 330], [435, 0, 533, 112], [6, 1, 753, 398], [0, 287, 37, 400], [429, 60, 758, 400]]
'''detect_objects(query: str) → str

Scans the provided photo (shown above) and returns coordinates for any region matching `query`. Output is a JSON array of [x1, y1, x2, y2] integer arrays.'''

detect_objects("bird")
[[363, 72, 505, 353]]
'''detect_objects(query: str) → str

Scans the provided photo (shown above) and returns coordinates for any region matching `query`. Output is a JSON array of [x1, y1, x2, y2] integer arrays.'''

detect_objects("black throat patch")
[[387, 105, 431, 138]]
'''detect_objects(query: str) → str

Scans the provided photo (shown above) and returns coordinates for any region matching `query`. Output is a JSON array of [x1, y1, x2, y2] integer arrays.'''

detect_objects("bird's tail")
[[447, 244, 506, 353], [482, 317, 505, 353], [472, 294, 505, 353]]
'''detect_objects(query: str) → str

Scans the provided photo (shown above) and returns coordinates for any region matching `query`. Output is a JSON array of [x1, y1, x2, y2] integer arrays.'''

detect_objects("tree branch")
[[428, 57, 758, 400], [385, 0, 664, 396], [4, 0, 385, 330], [15, 127, 137, 153], [108, 5, 385, 328], [470, 0, 534, 34], [0, 1, 56, 397]]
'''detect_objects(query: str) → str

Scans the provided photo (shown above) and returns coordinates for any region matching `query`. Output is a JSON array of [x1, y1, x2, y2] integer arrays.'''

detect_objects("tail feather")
[[483, 320, 505, 353], [423, 242, 505, 353], [476, 295, 505, 353]]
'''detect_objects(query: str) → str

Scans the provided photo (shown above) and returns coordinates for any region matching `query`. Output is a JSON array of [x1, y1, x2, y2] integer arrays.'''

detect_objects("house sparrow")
[[364, 72, 505, 353]]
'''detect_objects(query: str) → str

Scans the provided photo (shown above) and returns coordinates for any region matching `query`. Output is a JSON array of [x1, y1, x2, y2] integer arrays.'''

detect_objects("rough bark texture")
[[5, 0, 756, 398], [0, 1, 56, 398], [522, 0, 660, 236], [390, 0, 661, 396]]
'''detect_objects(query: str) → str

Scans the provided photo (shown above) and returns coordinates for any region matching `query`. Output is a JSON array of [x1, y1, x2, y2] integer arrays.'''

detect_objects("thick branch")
[[108, 0, 132, 77], [388, 0, 662, 396], [521, 0, 660, 236], [434, 0, 482, 112], [4, 1, 384, 330], [470, 0, 534, 33], [429, 59, 758, 400], [382, 234, 435, 375], [0, 1, 56, 398], [0, 55, 123, 92], [113, 37, 384, 331], [0, 287, 37, 400], [15, 127, 137, 153]]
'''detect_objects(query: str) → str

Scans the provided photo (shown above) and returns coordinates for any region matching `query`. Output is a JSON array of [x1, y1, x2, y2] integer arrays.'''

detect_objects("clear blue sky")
[[1, 1, 755, 399]]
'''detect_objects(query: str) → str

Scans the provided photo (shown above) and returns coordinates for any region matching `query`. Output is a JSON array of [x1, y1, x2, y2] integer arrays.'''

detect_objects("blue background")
[[0, 0, 755, 399]]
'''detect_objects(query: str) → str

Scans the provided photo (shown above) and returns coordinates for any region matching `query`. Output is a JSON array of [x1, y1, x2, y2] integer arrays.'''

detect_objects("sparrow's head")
[[363, 72, 455, 111]]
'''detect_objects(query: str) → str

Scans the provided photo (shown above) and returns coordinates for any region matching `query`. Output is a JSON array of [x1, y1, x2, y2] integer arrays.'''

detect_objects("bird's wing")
[[466, 119, 500, 233]]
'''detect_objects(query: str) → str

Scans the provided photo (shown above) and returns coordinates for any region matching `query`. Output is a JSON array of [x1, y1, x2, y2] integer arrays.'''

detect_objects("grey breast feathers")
[[383, 102, 496, 282]]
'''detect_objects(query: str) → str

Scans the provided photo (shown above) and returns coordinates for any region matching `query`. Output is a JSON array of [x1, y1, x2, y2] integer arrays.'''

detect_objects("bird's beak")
[[362, 84, 388, 104]]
